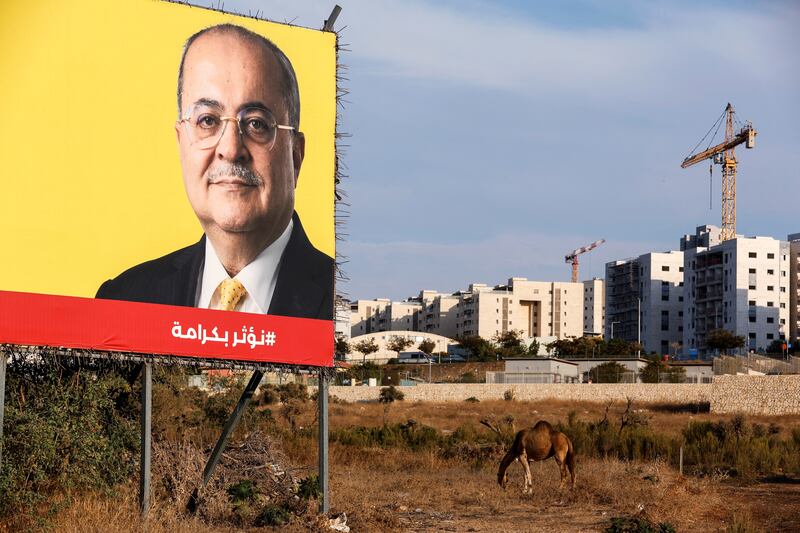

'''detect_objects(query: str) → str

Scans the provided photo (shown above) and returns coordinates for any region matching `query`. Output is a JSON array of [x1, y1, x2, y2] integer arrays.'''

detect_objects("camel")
[[496, 420, 576, 492]]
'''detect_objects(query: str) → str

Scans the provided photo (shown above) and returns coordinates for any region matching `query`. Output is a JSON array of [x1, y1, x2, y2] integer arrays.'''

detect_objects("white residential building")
[[682, 225, 790, 353], [582, 278, 605, 336], [605, 252, 684, 354], [789, 233, 800, 342]]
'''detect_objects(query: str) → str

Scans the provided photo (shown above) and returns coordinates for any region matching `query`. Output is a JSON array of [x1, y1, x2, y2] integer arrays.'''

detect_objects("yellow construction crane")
[[681, 103, 756, 241]]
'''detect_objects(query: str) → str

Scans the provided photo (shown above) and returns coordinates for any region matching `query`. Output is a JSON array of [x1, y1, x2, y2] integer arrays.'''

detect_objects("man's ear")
[[175, 120, 183, 144], [292, 131, 305, 187]]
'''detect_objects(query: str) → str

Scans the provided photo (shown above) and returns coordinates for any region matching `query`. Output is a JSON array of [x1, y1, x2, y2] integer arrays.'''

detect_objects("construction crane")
[[565, 239, 605, 283], [681, 103, 756, 241]]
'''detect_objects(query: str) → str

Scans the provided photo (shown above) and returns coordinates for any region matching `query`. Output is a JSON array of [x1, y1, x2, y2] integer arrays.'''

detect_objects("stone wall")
[[325, 383, 711, 404], [709, 375, 800, 415], [321, 375, 800, 415]]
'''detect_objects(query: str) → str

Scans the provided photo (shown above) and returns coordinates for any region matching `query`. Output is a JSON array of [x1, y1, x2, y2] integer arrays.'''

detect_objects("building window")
[[679, 266, 684, 272], [780, 287, 786, 293], [679, 296, 684, 302], [662, 266, 669, 272], [749, 285, 756, 290], [767, 317, 774, 324], [767, 333, 774, 340], [749, 252, 757, 258], [749, 268, 756, 274], [780, 303, 786, 309], [781, 319, 786, 325], [767, 286, 774, 291], [767, 269, 774, 275], [749, 333, 756, 339], [767, 302, 774, 307], [749, 316, 756, 323], [749, 300, 756, 306], [767, 253, 775, 259]]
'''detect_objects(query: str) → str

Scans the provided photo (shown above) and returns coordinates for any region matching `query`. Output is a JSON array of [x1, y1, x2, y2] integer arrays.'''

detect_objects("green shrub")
[[0, 357, 139, 516], [464, 396, 480, 403], [297, 474, 321, 500], [255, 503, 292, 526], [379, 385, 405, 403], [606, 516, 676, 533]]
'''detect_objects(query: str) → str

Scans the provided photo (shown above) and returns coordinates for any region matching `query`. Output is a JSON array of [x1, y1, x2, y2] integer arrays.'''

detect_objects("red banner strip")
[[0, 290, 333, 367]]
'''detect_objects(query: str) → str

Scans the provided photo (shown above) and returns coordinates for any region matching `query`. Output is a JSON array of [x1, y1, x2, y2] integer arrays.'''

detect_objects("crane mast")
[[681, 103, 756, 241]]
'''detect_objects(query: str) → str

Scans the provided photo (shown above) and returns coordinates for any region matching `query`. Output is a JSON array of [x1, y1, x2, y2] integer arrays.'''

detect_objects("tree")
[[589, 361, 628, 383], [766, 339, 786, 356], [639, 359, 686, 383], [706, 329, 745, 355], [527, 338, 540, 356], [493, 330, 527, 358], [378, 385, 405, 425], [418, 338, 436, 356], [352, 338, 379, 364], [456, 335, 496, 362], [387, 335, 413, 353], [334, 334, 350, 359]]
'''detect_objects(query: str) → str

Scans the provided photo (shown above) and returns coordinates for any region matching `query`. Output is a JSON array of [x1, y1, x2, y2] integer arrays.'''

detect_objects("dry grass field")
[[4, 392, 800, 532]]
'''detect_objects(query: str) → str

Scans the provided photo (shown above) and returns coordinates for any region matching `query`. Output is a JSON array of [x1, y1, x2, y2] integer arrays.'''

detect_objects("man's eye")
[[245, 118, 271, 133], [196, 115, 219, 129]]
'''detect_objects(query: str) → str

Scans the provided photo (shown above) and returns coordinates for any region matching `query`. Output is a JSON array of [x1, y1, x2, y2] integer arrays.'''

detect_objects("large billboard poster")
[[0, 0, 336, 366]]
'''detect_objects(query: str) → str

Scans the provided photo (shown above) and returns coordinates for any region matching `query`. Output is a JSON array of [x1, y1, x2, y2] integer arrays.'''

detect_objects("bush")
[[0, 356, 139, 517], [297, 474, 321, 501], [379, 385, 405, 404], [458, 372, 479, 383], [255, 503, 292, 527], [606, 516, 676, 533], [464, 397, 480, 403], [503, 389, 516, 401]]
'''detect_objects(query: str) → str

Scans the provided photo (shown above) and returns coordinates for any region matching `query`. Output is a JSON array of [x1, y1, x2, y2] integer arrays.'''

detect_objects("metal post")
[[139, 362, 152, 518], [188, 370, 263, 513], [679, 445, 684, 476], [318, 369, 330, 513], [0, 351, 6, 470]]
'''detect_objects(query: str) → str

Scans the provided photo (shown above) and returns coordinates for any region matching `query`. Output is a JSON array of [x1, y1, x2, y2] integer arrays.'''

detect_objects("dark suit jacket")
[[96, 213, 333, 320]]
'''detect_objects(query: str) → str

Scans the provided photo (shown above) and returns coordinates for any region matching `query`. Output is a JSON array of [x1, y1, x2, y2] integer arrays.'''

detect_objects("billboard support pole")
[[139, 362, 152, 518], [187, 369, 263, 513], [318, 369, 330, 513], [0, 351, 6, 470]]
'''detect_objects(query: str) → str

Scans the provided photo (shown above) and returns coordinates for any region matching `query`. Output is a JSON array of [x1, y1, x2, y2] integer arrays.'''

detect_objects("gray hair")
[[176, 23, 300, 129]]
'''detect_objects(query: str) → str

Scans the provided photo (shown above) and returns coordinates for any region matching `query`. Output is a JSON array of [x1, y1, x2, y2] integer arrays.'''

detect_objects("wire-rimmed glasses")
[[179, 104, 295, 150]]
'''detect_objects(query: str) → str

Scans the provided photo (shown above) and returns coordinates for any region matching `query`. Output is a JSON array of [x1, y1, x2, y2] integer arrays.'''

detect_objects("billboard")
[[0, 0, 336, 366]]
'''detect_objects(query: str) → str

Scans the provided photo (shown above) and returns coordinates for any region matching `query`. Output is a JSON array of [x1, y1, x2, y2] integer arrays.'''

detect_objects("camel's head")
[[497, 470, 508, 488]]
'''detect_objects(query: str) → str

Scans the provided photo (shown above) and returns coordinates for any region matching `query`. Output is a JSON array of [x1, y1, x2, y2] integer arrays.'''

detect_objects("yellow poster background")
[[0, 0, 336, 298]]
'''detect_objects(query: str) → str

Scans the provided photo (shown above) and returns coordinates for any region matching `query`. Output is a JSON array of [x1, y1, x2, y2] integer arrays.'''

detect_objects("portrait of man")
[[97, 23, 333, 321]]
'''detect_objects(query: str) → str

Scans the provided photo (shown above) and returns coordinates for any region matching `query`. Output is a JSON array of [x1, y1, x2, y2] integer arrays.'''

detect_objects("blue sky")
[[189, 0, 799, 301]]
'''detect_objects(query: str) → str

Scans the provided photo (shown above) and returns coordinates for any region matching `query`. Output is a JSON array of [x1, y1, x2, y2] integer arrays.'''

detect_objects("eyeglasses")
[[180, 104, 295, 150]]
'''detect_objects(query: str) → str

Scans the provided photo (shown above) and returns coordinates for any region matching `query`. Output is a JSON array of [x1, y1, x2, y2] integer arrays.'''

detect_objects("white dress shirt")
[[197, 220, 293, 313]]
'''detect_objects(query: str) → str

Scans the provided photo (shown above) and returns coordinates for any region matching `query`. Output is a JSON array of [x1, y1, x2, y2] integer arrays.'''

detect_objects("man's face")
[[176, 32, 303, 242]]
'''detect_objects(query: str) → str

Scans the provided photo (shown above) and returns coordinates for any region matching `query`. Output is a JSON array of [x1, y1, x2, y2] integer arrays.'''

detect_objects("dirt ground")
[[21, 398, 800, 532]]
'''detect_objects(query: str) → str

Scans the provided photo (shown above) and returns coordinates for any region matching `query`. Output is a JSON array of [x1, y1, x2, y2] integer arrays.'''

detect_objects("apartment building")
[[790, 233, 800, 342], [604, 259, 640, 344], [352, 277, 586, 342], [582, 278, 605, 336], [604, 252, 684, 354], [349, 298, 390, 336], [455, 278, 584, 340], [682, 225, 790, 353]]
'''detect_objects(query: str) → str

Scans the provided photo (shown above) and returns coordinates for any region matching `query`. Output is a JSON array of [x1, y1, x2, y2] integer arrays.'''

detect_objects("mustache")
[[205, 162, 263, 186]]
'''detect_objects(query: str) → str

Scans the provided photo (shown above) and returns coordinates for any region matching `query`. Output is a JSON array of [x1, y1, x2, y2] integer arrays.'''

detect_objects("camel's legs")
[[553, 451, 568, 488], [519, 449, 532, 494]]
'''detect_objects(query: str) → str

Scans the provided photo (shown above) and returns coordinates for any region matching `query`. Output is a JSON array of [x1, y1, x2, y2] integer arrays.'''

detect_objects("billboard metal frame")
[[0, 2, 345, 519]]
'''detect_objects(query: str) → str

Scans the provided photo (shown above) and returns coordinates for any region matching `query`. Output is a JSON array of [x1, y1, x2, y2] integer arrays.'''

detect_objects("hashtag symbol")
[[264, 331, 276, 346]]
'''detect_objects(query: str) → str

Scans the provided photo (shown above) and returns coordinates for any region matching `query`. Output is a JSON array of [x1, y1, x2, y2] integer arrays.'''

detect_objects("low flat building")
[[487, 357, 579, 384], [566, 357, 649, 383]]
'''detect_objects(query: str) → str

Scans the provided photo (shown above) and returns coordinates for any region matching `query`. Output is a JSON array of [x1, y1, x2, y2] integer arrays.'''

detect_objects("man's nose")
[[215, 119, 251, 163]]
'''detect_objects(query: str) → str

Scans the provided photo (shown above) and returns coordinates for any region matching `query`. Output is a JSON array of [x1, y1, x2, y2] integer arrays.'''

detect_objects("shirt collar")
[[198, 219, 294, 313]]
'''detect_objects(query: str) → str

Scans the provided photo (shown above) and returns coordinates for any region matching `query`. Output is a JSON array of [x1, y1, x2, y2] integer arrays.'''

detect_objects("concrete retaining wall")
[[322, 375, 800, 415], [709, 375, 800, 415]]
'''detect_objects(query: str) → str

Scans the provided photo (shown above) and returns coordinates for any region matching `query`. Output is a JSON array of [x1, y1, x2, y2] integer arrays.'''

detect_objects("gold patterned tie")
[[215, 278, 247, 311]]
